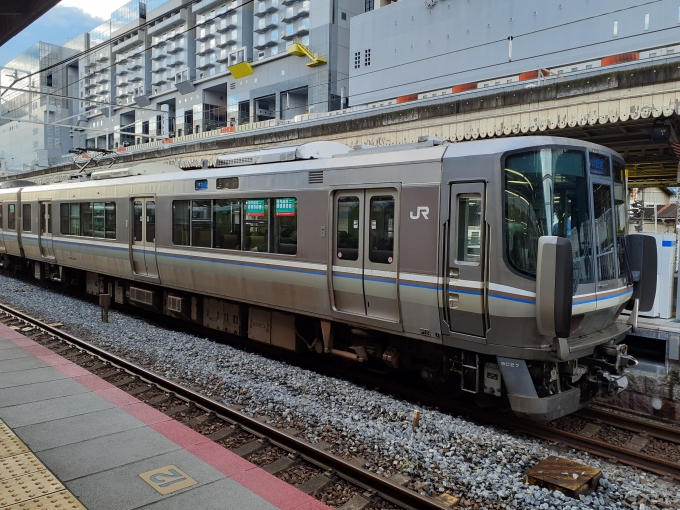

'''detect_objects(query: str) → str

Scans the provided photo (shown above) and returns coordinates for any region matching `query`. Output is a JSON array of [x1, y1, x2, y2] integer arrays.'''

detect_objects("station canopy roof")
[[0, 0, 61, 47]]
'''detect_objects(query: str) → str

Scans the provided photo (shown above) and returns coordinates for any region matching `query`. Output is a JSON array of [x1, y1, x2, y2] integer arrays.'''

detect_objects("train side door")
[[331, 189, 400, 322], [131, 198, 159, 278], [38, 202, 54, 259], [446, 183, 487, 340]]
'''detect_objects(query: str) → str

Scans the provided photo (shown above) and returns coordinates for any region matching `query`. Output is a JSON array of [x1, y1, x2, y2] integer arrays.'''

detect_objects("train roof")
[[11, 136, 622, 195]]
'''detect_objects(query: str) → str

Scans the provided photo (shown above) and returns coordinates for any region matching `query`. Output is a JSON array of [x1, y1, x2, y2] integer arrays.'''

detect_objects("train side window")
[[105, 203, 116, 239], [192, 200, 212, 247], [22, 204, 31, 232], [133, 201, 143, 242], [0, 203, 4, 230], [337, 196, 360, 261], [244, 199, 269, 252], [273, 198, 297, 255], [8, 204, 15, 231], [456, 195, 482, 264], [172, 201, 190, 245], [368, 195, 394, 264], [60, 204, 68, 234], [92, 203, 105, 238], [82, 203, 93, 237], [69, 203, 81, 236], [214, 199, 241, 249]]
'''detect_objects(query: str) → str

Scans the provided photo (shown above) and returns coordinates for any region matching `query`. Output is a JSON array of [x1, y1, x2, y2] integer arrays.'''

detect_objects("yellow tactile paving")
[[0, 470, 65, 508], [4, 490, 86, 509], [0, 453, 47, 482], [0, 422, 29, 460], [0, 420, 87, 509]]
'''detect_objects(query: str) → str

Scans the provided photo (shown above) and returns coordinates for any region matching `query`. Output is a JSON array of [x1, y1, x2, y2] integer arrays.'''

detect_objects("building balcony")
[[216, 50, 229, 62], [128, 61, 143, 71], [152, 62, 167, 72], [112, 32, 147, 56], [196, 26, 215, 41], [85, 91, 97, 100], [151, 77, 167, 86], [129, 74, 143, 82], [167, 41, 184, 53], [148, 11, 188, 37], [96, 52, 109, 62], [84, 80, 97, 89], [191, 0, 225, 15], [282, 0, 297, 5], [116, 90, 130, 98], [116, 76, 129, 87], [255, 0, 279, 17], [152, 49, 166, 60], [196, 60, 215, 70], [168, 56, 185, 67], [96, 75, 110, 85], [216, 16, 238, 32]]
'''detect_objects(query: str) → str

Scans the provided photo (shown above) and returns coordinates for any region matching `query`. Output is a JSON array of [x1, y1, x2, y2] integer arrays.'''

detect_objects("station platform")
[[0, 323, 329, 510]]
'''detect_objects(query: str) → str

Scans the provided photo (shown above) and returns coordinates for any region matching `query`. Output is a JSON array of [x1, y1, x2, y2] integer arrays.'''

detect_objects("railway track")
[[0, 302, 451, 510], [1, 281, 679, 505]]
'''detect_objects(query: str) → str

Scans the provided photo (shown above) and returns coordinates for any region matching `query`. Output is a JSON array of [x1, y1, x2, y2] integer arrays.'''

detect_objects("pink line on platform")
[[2, 325, 330, 510]]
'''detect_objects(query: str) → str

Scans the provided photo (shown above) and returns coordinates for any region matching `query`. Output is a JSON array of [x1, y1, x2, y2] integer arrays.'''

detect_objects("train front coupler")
[[581, 343, 637, 398]]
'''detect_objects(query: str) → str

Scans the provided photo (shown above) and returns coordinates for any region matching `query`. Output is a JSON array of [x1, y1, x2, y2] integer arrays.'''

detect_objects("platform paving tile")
[[36, 426, 184, 481], [67, 448, 229, 510], [0, 378, 91, 408], [0, 337, 20, 349], [0, 356, 49, 373], [138, 477, 279, 510], [0, 391, 114, 428], [0, 365, 69, 390], [0, 347, 34, 361], [15, 407, 147, 452]]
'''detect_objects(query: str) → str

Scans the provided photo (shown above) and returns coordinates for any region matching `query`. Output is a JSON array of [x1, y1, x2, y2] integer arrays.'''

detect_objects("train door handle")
[[448, 294, 459, 309], [448, 268, 459, 279]]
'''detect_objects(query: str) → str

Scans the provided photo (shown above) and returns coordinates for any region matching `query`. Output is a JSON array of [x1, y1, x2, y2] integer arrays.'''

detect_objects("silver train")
[[0, 136, 656, 422]]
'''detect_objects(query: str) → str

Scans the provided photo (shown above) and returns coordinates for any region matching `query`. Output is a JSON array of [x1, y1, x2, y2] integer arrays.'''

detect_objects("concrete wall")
[[350, 0, 680, 104]]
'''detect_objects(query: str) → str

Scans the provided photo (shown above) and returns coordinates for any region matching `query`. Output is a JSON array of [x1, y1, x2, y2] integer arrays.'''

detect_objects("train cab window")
[[337, 196, 360, 261], [22, 204, 31, 232], [592, 184, 616, 281], [133, 201, 143, 242], [8, 204, 15, 231], [146, 202, 156, 242], [172, 201, 191, 245], [214, 199, 241, 249], [368, 196, 394, 264], [273, 198, 297, 255], [192, 200, 212, 247], [456, 196, 482, 264], [244, 199, 269, 252]]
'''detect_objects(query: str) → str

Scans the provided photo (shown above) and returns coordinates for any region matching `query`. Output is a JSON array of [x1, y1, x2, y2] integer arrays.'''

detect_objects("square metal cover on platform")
[[525, 456, 602, 498]]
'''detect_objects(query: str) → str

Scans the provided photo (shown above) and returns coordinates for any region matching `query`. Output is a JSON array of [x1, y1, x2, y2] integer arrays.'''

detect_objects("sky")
[[0, 0, 130, 67]]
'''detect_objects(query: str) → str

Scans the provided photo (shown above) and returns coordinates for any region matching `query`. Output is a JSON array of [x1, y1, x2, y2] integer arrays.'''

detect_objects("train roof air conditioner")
[[90, 162, 182, 180], [216, 141, 352, 167]]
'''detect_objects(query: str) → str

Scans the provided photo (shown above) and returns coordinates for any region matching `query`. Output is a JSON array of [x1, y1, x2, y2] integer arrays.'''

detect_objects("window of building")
[[354, 51, 360, 69], [341, 12, 347, 21], [364, 49, 371, 67], [8, 204, 15, 230], [365, 0, 374, 12], [22, 204, 31, 232]]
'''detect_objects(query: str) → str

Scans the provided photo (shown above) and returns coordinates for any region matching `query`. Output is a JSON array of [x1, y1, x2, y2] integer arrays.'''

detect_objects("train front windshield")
[[504, 149, 597, 287]]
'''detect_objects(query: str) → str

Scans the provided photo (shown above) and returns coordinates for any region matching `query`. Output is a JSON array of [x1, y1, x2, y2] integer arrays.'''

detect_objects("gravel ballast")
[[0, 273, 678, 509]]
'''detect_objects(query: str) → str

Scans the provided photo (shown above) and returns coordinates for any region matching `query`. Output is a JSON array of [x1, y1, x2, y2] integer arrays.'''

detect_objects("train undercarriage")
[[1, 255, 637, 422]]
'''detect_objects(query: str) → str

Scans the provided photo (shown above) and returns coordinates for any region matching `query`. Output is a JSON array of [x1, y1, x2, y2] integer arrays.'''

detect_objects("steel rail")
[[575, 406, 680, 444], [0, 302, 448, 510]]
